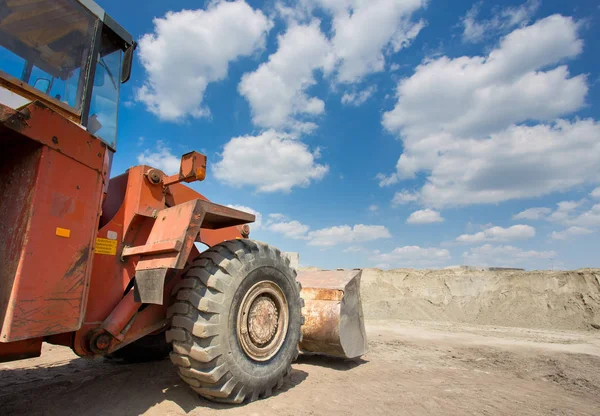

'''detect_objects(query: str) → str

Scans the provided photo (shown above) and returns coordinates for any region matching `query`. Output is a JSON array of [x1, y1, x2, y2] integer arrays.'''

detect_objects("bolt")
[[146, 169, 162, 184], [52, 136, 58, 145], [95, 334, 111, 350], [241, 224, 250, 238]]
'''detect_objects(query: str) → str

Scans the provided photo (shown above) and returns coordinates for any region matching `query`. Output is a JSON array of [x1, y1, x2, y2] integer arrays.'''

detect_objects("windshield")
[[0, 0, 96, 112], [87, 30, 122, 149]]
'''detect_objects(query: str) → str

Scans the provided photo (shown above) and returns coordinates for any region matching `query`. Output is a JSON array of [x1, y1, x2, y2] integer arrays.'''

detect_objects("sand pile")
[[357, 268, 600, 330]]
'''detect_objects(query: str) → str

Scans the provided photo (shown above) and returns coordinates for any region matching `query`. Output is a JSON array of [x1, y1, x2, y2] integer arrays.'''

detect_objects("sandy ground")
[[360, 268, 600, 330], [1, 320, 599, 416]]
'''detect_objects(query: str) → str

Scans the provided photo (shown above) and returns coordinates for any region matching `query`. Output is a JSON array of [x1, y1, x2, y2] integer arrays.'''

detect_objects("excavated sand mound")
[[359, 268, 600, 330]]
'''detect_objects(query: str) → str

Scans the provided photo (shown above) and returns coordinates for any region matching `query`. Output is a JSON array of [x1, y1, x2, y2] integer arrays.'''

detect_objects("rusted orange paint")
[[0, 103, 105, 343], [0, 337, 43, 363], [0, 101, 255, 361]]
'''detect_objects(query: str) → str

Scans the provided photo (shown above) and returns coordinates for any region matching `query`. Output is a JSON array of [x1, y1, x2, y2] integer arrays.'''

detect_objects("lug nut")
[[95, 334, 111, 350]]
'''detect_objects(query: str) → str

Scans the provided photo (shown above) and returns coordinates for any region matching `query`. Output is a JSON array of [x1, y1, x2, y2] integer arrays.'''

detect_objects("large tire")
[[107, 332, 171, 363], [166, 240, 303, 404]]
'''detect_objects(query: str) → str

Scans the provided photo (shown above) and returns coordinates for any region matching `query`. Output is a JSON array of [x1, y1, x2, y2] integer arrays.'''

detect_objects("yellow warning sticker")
[[95, 238, 118, 255]]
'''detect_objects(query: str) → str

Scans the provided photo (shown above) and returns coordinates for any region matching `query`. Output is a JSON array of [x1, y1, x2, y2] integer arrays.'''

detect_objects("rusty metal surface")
[[0, 137, 105, 342], [0, 338, 42, 363], [165, 183, 248, 247], [134, 199, 205, 271], [0, 101, 106, 172], [298, 270, 367, 359], [122, 165, 166, 234], [0, 137, 40, 340], [0, 72, 81, 123], [198, 200, 256, 229], [163, 151, 207, 186], [296, 269, 362, 291], [100, 290, 141, 341], [72, 165, 245, 357]]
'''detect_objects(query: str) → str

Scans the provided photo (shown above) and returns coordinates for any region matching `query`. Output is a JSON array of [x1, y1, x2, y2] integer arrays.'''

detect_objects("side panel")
[[0, 146, 105, 342]]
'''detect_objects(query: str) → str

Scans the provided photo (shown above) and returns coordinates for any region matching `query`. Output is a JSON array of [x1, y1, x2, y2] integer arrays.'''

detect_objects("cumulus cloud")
[[456, 224, 535, 244], [368, 204, 379, 212], [462, 244, 556, 267], [307, 224, 391, 247], [562, 204, 600, 228], [314, 0, 427, 83], [406, 209, 444, 224], [391, 190, 419, 205], [137, 141, 180, 174], [343, 246, 365, 253], [239, 21, 331, 132], [381, 15, 598, 208], [265, 214, 390, 247], [461, 0, 540, 43], [341, 86, 377, 106], [267, 220, 310, 240], [550, 226, 593, 241], [136, 1, 271, 121], [513, 207, 552, 220], [226, 205, 262, 228], [213, 130, 328, 192], [515, 200, 600, 230], [591, 187, 600, 199], [547, 200, 586, 223], [371, 246, 451, 268]]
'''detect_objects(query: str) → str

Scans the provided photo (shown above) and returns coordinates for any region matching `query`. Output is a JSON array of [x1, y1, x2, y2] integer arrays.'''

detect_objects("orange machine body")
[[0, 101, 252, 361]]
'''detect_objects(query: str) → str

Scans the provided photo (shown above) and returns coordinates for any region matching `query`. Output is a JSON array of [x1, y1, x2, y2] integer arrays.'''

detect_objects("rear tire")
[[167, 239, 303, 404]]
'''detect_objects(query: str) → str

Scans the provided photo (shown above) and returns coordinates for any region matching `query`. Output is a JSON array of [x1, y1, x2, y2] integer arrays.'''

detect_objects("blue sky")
[[103, 0, 599, 270]]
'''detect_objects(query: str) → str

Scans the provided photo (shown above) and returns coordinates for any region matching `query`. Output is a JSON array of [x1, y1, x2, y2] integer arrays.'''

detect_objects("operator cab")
[[0, 0, 135, 150]]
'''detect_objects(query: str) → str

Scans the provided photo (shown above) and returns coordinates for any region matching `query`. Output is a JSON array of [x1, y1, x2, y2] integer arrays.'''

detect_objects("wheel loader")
[[0, 0, 367, 404]]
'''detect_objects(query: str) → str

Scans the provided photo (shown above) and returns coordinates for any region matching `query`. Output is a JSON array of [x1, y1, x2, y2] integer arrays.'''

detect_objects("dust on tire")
[[166, 239, 303, 404]]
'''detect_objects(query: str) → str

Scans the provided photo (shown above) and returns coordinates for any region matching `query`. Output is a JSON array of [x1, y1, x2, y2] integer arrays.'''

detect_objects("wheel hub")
[[237, 281, 289, 362]]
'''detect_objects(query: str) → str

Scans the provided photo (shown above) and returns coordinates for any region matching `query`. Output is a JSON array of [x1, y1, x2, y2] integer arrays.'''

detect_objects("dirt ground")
[[1, 320, 599, 416]]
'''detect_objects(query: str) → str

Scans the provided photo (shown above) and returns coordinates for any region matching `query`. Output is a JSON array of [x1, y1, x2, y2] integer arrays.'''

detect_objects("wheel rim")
[[237, 280, 289, 362]]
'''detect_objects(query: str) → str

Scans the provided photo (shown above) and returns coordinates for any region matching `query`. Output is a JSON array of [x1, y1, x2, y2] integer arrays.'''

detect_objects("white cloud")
[[406, 209, 444, 224], [456, 224, 535, 244], [590, 187, 600, 199], [341, 86, 377, 106], [517, 200, 600, 229], [307, 224, 391, 247], [550, 226, 593, 241], [265, 214, 391, 247], [268, 213, 287, 222], [241, 0, 426, 130], [267, 220, 310, 239], [513, 207, 552, 220], [315, 0, 427, 83], [368, 204, 379, 212], [381, 15, 597, 208], [226, 205, 262, 228], [343, 246, 365, 253], [563, 204, 600, 228], [461, 0, 540, 43], [391, 189, 419, 205], [238, 21, 331, 132], [376, 172, 399, 187], [136, 1, 271, 121], [213, 130, 328, 192], [137, 141, 180, 174], [547, 199, 585, 223], [462, 244, 556, 267], [371, 246, 451, 268]]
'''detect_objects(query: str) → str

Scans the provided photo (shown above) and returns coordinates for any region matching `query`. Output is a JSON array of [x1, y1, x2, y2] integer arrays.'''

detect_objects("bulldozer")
[[0, 0, 367, 404]]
